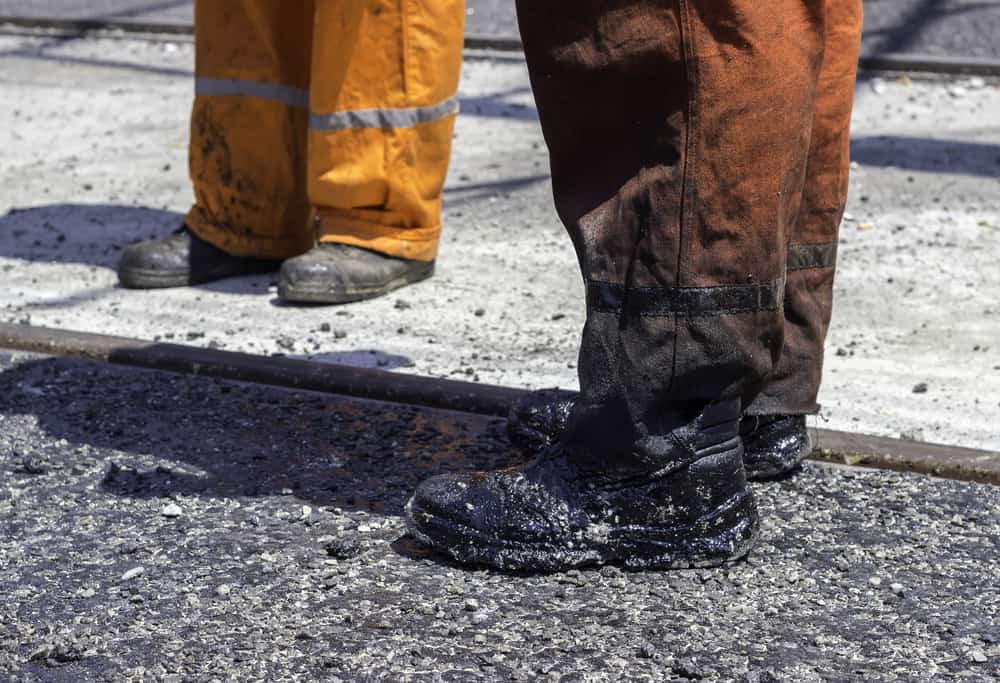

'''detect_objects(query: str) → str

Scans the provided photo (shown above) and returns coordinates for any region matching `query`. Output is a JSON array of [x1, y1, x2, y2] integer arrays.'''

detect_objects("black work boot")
[[406, 399, 759, 572], [506, 388, 577, 454], [738, 414, 813, 480], [278, 243, 435, 304], [118, 226, 279, 289], [508, 390, 813, 481]]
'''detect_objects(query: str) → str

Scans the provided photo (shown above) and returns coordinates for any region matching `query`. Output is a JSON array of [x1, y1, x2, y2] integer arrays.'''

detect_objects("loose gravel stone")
[[120, 567, 145, 582], [323, 536, 362, 560], [160, 502, 182, 518]]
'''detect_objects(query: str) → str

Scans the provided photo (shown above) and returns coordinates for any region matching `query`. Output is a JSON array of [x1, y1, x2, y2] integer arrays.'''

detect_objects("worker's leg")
[[739, 0, 863, 477], [277, 0, 464, 303], [119, 1, 316, 288], [407, 1, 829, 570], [508, 1, 863, 481], [747, 0, 864, 417], [185, 0, 316, 259]]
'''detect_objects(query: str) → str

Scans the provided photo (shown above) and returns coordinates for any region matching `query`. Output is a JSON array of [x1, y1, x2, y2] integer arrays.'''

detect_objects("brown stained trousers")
[[515, 0, 863, 439]]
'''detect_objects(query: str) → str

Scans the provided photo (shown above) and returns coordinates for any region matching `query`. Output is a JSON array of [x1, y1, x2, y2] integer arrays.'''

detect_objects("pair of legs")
[[407, 0, 864, 570], [119, 0, 464, 302]]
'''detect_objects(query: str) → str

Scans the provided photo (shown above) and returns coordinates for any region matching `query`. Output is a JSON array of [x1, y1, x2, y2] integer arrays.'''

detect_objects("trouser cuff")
[[185, 205, 313, 260], [316, 208, 440, 262], [743, 394, 820, 417]]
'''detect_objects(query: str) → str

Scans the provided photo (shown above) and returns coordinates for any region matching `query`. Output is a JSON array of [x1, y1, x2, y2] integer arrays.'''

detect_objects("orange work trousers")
[[185, 0, 465, 263]]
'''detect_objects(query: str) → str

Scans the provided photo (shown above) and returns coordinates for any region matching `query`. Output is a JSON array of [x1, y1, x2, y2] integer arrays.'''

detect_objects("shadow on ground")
[[0, 204, 280, 297], [0, 354, 520, 516], [851, 135, 1000, 177], [0, 204, 180, 270]]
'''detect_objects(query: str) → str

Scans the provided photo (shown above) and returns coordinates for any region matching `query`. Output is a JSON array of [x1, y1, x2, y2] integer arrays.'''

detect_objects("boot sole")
[[118, 263, 278, 289], [278, 262, 435, 304], [405, 489, 759, 573]]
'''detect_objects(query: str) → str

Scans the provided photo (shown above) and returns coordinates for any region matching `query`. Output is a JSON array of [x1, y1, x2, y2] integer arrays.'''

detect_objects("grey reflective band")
[[310, 97, 459, 131], [194, 81, 458, 131], [787, 241, 838, 271], [587, 276, 785, 317], [195, 77, 309, 109]]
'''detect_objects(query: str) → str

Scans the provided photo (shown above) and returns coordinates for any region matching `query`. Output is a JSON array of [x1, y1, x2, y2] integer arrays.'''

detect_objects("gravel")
[[1, 351, 998, 681]]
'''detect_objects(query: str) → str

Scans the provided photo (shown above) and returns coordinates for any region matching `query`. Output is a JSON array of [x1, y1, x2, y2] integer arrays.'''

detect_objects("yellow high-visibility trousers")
[[185, 0, 465, 262]]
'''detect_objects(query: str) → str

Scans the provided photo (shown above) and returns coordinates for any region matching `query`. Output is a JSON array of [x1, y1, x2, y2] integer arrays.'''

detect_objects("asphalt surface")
[[1, 350, 998, 680], [1, 0, 1000, 60]]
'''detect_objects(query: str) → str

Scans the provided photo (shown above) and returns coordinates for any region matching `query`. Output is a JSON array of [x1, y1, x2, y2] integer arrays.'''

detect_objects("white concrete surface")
[[1, 34, 998, 450]]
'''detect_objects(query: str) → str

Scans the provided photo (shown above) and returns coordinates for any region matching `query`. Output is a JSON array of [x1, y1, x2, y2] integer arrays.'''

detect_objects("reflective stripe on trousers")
[[194, 77, 460, 132]]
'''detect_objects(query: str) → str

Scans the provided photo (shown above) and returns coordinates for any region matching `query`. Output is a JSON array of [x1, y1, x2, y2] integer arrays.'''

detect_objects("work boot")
[[118, 226, 279, 289], [738, 414, 813, 480], [508, 390, 812, 481], [278, 244, 435, 304], [406, 399, 759, 572]]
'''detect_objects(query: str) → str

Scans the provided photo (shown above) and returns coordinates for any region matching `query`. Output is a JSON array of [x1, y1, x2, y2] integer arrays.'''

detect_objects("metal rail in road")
[[1, 322, 998, 485], [3, 16, 1000, 76]]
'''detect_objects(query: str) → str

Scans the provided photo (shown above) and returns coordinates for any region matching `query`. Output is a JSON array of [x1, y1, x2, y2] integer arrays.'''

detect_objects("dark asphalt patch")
[[1, 352, 998, 680]]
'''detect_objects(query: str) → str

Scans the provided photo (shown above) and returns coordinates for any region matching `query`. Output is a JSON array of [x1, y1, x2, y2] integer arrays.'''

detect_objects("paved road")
[[0, 26, 998, 680], [1, 351, 998, 679], [1, 0, 1000, 60]]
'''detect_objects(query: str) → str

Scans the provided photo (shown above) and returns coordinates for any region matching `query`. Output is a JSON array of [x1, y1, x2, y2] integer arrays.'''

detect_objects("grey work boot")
[[406, 399, 759, 572], [508, 390, 813, 481], [278, 243, 435, 304], [118, 226, 279, 289]]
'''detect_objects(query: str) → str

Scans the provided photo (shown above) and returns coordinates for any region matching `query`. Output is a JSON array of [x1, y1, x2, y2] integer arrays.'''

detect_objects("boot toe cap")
[[119, 240, 183, 271], [409, 473, 485, 527]]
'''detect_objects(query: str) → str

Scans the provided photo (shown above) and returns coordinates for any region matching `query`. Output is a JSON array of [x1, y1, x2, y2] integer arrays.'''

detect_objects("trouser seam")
[[671, 0, 697, 395]]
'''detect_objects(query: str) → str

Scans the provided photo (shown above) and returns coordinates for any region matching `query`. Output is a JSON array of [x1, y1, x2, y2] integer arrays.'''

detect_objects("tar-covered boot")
[[278, 244, 435, 304], [739, 415, 812, 480], [505, 389, 577, 454], [406, 398, 759, 572], [118, 226, 280, 289], [508, 391, 814, 481]]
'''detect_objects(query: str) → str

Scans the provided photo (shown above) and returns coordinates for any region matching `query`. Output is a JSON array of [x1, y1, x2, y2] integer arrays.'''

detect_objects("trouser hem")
[[316, 210, 440, 262], [185, 206, 313, 260], [743, 397, 820, 417]]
